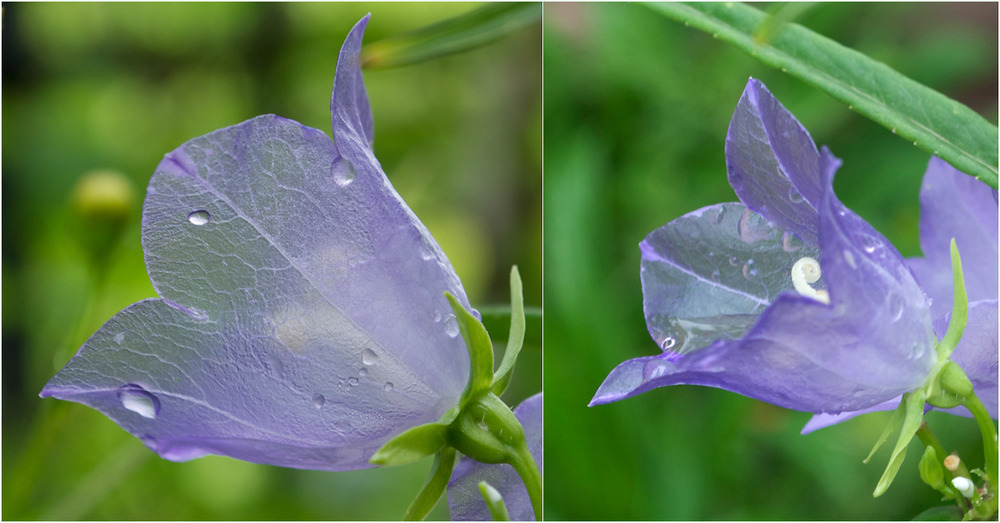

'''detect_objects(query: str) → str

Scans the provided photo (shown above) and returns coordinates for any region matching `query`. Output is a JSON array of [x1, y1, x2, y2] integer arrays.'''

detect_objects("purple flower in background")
[[447, 393, 542, 521], [805, 158, 998, 432], [592, 78, 940, 415], [40, 15, 473, 471]]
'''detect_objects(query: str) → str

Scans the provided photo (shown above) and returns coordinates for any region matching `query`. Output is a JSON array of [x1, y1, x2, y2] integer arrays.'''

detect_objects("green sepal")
[[448, 393, 524, 465], [865, 401, 905, 464], [478, 481, 510, 521], [403, 447, 457, 521], [446, 292, 495, 401], [491, 266, 526, 397], [873, 390, 928, 497], [361, 3, 541, 69], [919, 446, 946, 491], [370, 421, 448, 467], [936, 240, 968, 361], [926, 361, 975, 409]]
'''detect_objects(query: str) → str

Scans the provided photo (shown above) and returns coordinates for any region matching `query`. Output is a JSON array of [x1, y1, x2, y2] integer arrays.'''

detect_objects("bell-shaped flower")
[[39, 15, 472, 471], [591, 78, 939, 415], [804, 157, 998, 432], [446, 393, 542, 521]]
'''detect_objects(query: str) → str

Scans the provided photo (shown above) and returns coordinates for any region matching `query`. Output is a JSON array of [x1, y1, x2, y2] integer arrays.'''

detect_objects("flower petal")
[[40, 17, 470, 471], [447, 393, 542, 521], [726, 78, 841, 245]]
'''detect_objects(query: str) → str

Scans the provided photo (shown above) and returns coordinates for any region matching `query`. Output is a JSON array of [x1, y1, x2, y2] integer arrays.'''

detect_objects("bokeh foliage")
[[2, 3, 540, 520], [543, 3, 996, 520]]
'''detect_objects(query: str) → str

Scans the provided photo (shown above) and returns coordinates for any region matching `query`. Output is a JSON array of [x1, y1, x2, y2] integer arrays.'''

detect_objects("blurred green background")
[[2, 3, 540, 520], [543, 2, 996, 520]]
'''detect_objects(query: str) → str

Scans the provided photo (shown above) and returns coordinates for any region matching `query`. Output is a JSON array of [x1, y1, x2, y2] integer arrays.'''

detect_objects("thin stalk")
[[508, 444, 541, 521]]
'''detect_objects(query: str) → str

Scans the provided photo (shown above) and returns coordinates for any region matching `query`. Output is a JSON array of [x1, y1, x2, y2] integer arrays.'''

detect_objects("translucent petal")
[[40, 16, 470, 471]]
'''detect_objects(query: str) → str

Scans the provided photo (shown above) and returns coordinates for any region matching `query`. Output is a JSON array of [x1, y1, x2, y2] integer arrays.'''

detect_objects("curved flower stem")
[[963, 392, 999, 497], [508, 441, 542, 521]]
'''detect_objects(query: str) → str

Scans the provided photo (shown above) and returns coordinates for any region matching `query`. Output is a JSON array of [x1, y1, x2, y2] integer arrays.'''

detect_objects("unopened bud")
[[951, 476, 975, 498], [943, 453, 961, 472]]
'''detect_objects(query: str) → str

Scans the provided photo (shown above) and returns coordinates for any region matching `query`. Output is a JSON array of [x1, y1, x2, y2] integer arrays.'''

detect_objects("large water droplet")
[[361, 348, 378, 366], [333, 163, 357, 187], [117, 384, 159, 419], [444, 315, 460, 338], [781, 231, 804, 252], [383, 382, 394, 392], [312, 393, 326, 408], [347, 377, 359, 387], [788, 188, 804, 204], [187, 210, 210, 225]]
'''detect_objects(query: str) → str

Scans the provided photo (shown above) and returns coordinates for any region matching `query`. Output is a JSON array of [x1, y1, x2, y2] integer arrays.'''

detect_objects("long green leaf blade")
[[648, 2, 999, 189]]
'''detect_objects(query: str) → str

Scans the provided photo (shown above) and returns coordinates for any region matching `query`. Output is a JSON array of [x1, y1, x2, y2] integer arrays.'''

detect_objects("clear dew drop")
[[358, 368, 368, 378], [117, 384, 159, 419], [660, 337, 676, 351], [742, 263, 757, 279], [333, 163, 357, 187], [781, 231, 804, 252], [113, 332, 124, 344], [862, 234, 879, 254], [889, 293, 905, 322], [312, 393, 326, 408], [361, 348, 378, 366], [347, 377, 359, 387], [187, 210, 210, 225], [444, 315, 460, 338], [843, 250, 857, 269], [383, 382, 394, 392], [712, 206, 726, 225], [711, 269, 721, 283], [788, 188, 804, 204], [728, 256, 740, 266], [433, 310, 442, 322]]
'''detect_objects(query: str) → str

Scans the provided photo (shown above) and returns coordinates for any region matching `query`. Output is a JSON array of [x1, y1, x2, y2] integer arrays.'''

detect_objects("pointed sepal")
[[492, 266, 526, 397], [478, 481, 511, 521]]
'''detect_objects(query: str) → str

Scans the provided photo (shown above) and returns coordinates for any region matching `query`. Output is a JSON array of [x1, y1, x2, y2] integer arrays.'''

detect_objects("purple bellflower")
[[804, 157, 998, 432], [40, 15, 474, 471], [591, 78, 942, 416], [447, 393, 542, 521]]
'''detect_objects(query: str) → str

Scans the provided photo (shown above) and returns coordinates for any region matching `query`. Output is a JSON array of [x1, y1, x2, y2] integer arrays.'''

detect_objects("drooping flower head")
[[592, 78, 939, 415], [40, 15, 472, 471]]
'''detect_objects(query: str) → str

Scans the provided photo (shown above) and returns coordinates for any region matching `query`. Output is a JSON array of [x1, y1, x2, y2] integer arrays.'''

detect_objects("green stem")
[[963, 392, 998, 497], [508, 443, 541, 521]]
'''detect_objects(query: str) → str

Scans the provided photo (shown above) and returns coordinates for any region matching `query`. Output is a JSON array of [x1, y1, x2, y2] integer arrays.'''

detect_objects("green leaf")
[[369, 422, 447, 467], [403, 447, 457, 521], [361, 3, 541, 69], [491, 266, 526, 397], [873, 390, 927, 497], [446, 292, 495, 400], [478, 481, 511, 521], [647, 2, 999, 189]]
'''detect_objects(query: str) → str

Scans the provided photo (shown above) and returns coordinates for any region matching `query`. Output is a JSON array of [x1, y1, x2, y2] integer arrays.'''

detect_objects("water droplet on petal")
[[737, 209, 770, 243], [862, 234, 879, 254], [312, 393, 326, 408], [347, 377, 359, 387], [843, 250, 857, 269], [889, 293, 904, 322], [432, 310, 442, 322], [444, 315, 459, 338], [728, 256, 740, 266], [711, 269, 721, 283], [361, 348, 378, 366], [660, 337, 676, 351], [742, 263, 755, 279], [114, 332, 124, 344], [358, 368, 368, 378], [383, 382, 394, 392], [117, 384, 159, 419], [333, 162, 357, 187], [187, 210, 210, 225], [643, 359, 677, 380], [712, 207, 726, 224], [781, 231, 804, 252], [788, 188, 804, 204]]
